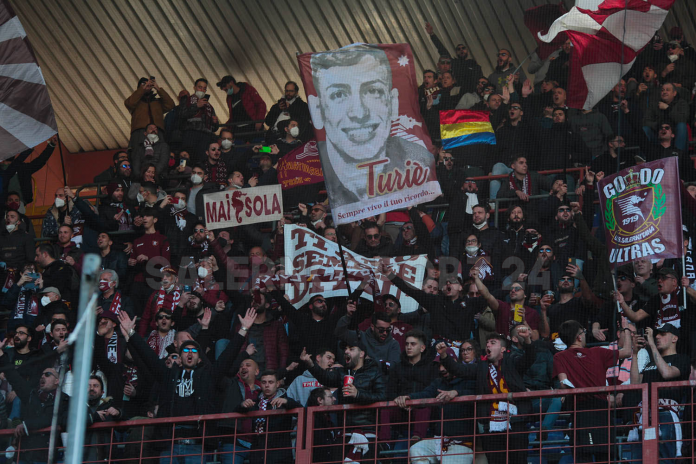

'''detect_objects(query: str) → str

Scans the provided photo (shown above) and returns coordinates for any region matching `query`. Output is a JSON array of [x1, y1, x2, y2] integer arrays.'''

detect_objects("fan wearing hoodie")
[[335, 305, 401, 376], [237, 370, 302, 464]]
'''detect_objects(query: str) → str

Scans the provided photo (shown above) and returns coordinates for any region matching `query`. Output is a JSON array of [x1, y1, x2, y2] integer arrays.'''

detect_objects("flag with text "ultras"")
[[297, 43, 441, 225], [597, 157, 682, 266]]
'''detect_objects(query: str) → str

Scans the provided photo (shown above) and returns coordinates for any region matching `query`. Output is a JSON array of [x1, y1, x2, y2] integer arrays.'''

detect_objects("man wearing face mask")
[[661, 41, 696, 91], [41, 186, 82, 239], [2, 192, 35, 237], [179, 78, 220, 164], [188, 165, 222, 220], [264, 81, 311, 140], [217, 75, 267, 140], [34, 244, 74, 307], [131, 124, 170, 180], [0, 210, 34, 270], [125, 76, 175, 148], [138, 266, 181, 336], [181, 222, 213, 264], [158, 191, 196, 267], [263, 119, 303, 161], [96, 269, 135, 319]]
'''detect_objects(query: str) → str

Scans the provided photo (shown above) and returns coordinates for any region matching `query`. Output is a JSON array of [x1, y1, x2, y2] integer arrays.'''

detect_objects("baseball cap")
[[161, 266, 177, 276], [655, 322, 679, 336], [99, 310, 119, 325], [39, 287, 61, 297], [340, 332, 367, 352], [616, 265, 635, 282], [216, 76, 235, 89], [657, 267, 678, 279]]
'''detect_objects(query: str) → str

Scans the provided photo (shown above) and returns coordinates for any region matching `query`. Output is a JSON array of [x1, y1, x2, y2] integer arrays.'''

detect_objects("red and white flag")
[[0, 0, 57, 159], [538, 0, 675, 110]]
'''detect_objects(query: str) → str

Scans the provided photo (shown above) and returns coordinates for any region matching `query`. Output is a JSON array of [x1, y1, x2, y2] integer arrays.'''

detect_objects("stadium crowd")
[[0, 23, 695, 464]]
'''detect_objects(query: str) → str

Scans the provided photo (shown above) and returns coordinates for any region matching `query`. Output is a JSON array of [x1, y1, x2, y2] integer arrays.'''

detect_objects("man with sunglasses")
[[545, 202, 586, 265], [391, 207, 436, 258], [591, 265, 643, 343], [0, 338, 69, 463], [488, 48, 528, 95], [203, 141, 228, 185], [354, 221, 393, 258], [336, 307, 401, 374], [661, 41, 696, 91], [94, 150, 129, 184], [297, 201, 331, 233], [424, 22, 483, 93], [138, 265, 180, 336], [540, 272, 592, 349], [118, 307, 257, 459], [358, 294, 413, 350], [642, 82, 690, 153], [146, 308, 177, 359]]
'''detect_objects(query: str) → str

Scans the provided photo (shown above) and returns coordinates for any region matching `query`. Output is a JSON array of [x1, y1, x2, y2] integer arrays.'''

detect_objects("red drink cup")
[[343, 375, 355, 386]]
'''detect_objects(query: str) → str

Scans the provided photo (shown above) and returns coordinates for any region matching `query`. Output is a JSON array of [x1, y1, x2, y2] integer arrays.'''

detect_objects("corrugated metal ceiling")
[[10, 0, 693, 154]]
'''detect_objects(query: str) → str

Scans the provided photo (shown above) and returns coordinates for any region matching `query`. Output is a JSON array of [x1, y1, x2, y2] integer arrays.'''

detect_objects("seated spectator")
[[124, 76, 175, 147], [96, 233, 128, 284], [96, 269, 135, 318], [132, 123, 170, 179], [264, 80, 311, 141], [287, 348, 336, 406], [94, 151, 129, 184], [179, 78, 219, 163], [237, 370, 301, 464], [216, 75, 266, 140], [42, 186, 82, 238]]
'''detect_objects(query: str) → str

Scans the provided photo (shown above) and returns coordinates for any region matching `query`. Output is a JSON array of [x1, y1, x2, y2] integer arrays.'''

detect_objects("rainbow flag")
[[439, 110, 496, 150]]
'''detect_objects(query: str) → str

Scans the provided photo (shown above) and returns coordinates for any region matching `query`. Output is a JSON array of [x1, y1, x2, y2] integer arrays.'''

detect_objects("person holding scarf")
[[138, 266, 181, 337], [435, 332, 535, 464], [96, 269, 135, 319], [158, 190, 196, 267], [497, 155, 553, 205], [99, 182, 134, 232], [146, 308, 177, 359]]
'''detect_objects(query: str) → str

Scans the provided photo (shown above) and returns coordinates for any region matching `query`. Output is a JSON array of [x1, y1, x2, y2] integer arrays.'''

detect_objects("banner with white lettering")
[[269, 225, 426, 312], [598, 157, 682, 265], [297, 43, 442, 225], [203, 185, 283, 230]]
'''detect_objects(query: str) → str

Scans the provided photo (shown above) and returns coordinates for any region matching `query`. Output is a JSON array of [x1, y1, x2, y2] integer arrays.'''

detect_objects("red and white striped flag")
[[0, 0, 57, 159], [538, 0, 675, 110]]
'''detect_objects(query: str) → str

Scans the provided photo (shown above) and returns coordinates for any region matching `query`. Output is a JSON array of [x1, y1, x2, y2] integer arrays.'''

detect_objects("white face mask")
[[483, 93, 490, 102], [175, 199, 186, 210], [220, 139, 233, 150], [41, 296, 52, 306], [146, 133, 159, 143], [465, 245, 480, 255], [195, 90, 205, 99], [289, 126, 300, 138], [191, 174, 203, 185], [198, 267, 209, 279], [668, 54, 679, 63], [54, 198, 65, 208], [5, 224, 15, 233], [136, 193, 145, 203]]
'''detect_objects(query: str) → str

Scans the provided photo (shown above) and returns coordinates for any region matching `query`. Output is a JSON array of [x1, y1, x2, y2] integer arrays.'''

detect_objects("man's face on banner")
[[312, 53, 399, 162]]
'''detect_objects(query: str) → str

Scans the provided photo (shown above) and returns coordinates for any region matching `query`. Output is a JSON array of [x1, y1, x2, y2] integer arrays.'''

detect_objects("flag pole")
[[682, 256, 688, 309], [336, 238, 353, 294], [57, 134, 67, 186]]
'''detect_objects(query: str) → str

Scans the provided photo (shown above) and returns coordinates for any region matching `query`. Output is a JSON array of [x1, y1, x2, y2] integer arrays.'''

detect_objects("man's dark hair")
[[52, 318, 69, 331], [285, 81, 300, 92], [372, 312, 392, 325], [311, 46, 392, 98], [194, 78, 209, 86], [508, 204, 526, 218], [141, 181, 157, 196], [156, 307, 172, 317], [113, 151, 128, 163], [423, 69, 437, 78], [141, 207, 157, 218], [500, 48, 512, 56], [14, 324, 33, 338], [486, 332, 508, 348], [559, 320, 584, 348], [90, 374, 104, 391], [307, 387, 332, 407], [52, 308, 70, 320], [191, 163, 206, 172], [466, 230, 481, 243], [21, 262, 36, 273], [219, 128, 234, 138], [405, 329, 427, 346], [36, 243, 57, 259], [509, 154, 527, 165], [260, 369, 280, 381], [315, 347, 335, 359], [362, 221, 380, 232]]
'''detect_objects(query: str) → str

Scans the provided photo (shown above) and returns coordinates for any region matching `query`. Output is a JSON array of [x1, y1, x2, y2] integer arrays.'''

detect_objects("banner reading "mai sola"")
[[598, 157, 683, 265], [203, 185, 283, 230]]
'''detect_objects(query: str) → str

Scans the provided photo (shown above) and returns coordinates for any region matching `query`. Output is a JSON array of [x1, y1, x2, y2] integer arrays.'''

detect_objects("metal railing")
[[6, 381, 696, 463]]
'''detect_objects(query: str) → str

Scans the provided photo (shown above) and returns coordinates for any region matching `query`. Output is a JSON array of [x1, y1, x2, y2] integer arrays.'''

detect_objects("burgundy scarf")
[[508, 172, 532, 195]]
